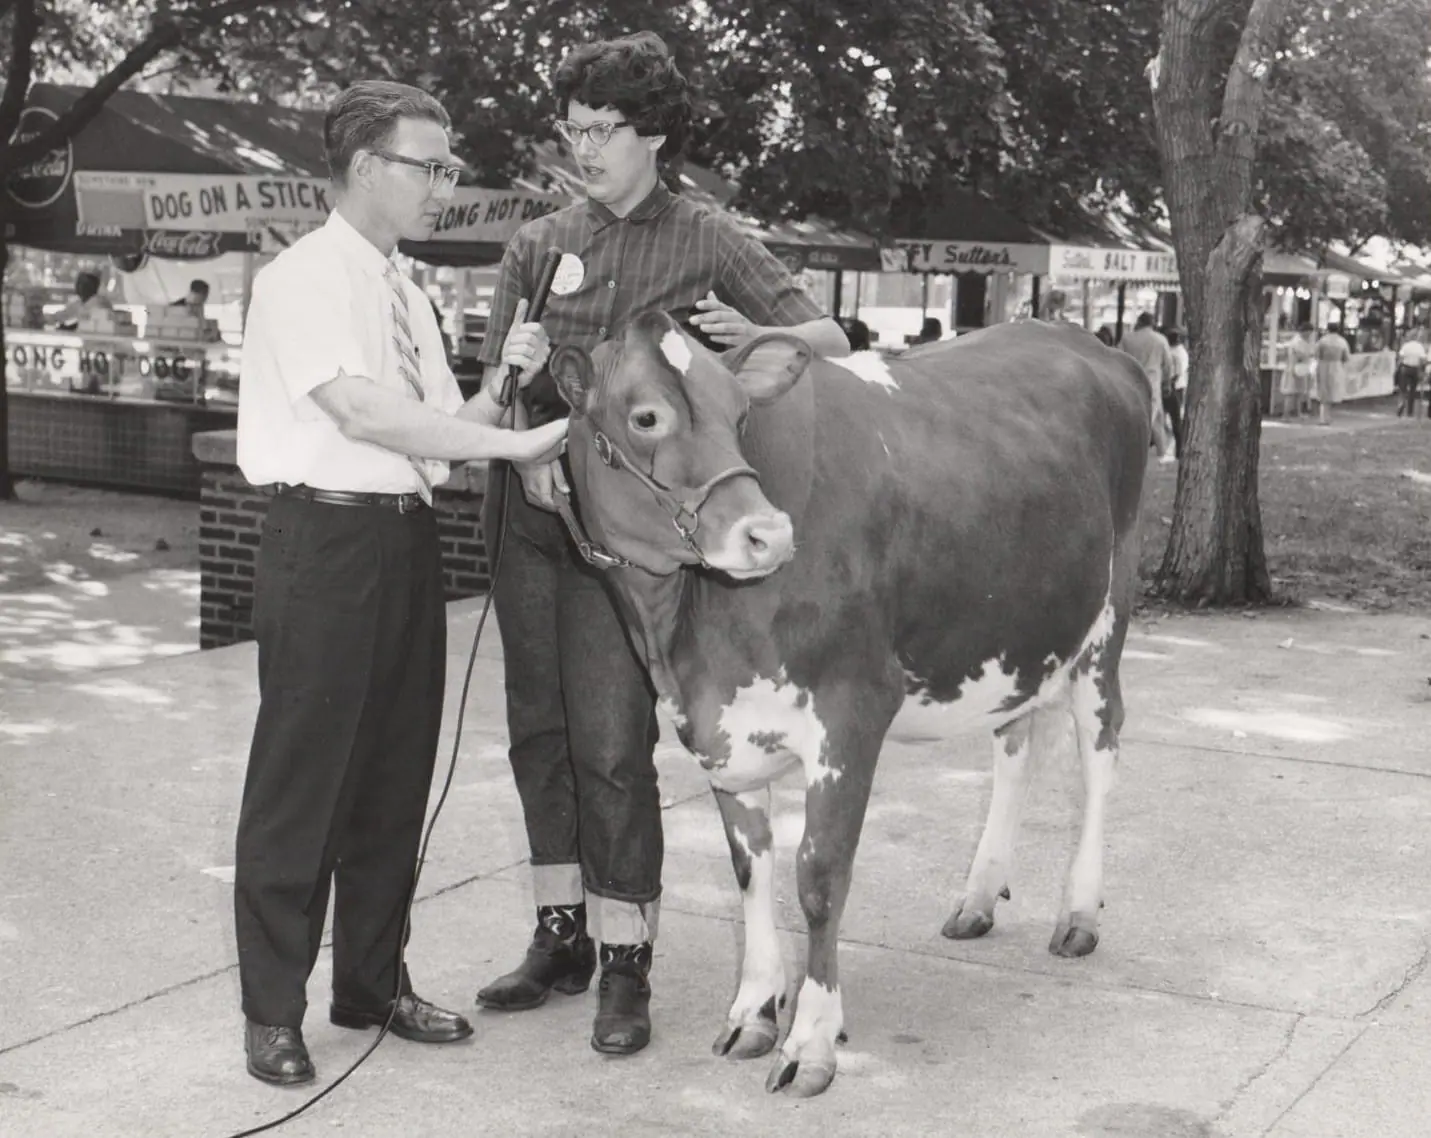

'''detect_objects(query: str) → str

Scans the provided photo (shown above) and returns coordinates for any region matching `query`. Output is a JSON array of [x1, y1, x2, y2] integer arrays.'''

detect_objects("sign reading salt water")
[[1048, 245, 1180, 285], [74, 171, 564, 251]]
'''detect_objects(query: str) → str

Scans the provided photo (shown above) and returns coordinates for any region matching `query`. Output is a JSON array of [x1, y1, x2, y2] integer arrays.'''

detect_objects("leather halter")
[[553, 426, 759, 573]]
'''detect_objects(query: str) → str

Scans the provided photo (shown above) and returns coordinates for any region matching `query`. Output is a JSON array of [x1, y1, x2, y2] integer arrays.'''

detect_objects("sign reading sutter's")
[[890, 239, 1050, 275], [73, 171, 564, 248]]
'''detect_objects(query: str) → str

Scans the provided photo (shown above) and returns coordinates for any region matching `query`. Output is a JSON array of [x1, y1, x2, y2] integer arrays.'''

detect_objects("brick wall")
[[194, 430, 491, 649], [12, 391, 236, 497]]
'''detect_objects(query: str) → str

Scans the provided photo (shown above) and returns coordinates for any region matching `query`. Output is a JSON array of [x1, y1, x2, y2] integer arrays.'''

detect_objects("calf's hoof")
[[942, 906, 994, 940], [1049, 913, 1100, 958], [941, 886, 1009, 940], [766, 1054, 837, 1097], [713, 1017, 779, 1060]]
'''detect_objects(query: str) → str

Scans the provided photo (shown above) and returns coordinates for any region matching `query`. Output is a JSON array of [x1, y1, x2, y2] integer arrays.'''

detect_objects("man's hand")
[[515, 458, 570, 512], [501, 297, 551, 387], [690, 289, 761, 347], [505, 418, 568, 466]]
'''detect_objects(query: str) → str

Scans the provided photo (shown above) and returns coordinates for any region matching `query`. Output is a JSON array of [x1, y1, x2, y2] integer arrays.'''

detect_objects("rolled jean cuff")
[[592, 896, 660, 946], [531, 863, 584, 907]]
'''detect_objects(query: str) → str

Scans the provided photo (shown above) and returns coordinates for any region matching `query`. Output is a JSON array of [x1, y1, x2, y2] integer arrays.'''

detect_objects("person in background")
[[843, 315, 871, 352], [1278, 322, 1315, 420], [471, 30, 848, 1059], [172, 279, 210, 318], [1117, 311, 1174, 458], [1395, 326, 1427, 419], [908, 316, 943, 348], [1313, 322, 1351, 426], [1094, 324, 1116, 347], [1164, 326, 1189, 458], [51, 270, 113, 329]]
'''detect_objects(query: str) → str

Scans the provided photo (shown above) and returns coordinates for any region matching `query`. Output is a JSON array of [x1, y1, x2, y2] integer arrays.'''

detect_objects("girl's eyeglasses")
[[555, 120, 635, 148]]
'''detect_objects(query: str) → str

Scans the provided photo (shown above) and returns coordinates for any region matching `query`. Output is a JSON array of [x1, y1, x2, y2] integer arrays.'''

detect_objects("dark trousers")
[[234, 495, 446, 1028], [1163, 390, 1183, 457], [481, 464, 662, 906]]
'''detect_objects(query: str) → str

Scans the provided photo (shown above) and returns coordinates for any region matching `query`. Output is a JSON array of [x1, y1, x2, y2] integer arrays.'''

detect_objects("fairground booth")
[[3, 86, 882, 496]]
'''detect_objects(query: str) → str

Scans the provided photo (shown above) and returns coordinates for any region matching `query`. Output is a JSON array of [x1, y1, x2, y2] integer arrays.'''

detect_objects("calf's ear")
[[549, 345, 596, 415], [724, 332, 812, 404]]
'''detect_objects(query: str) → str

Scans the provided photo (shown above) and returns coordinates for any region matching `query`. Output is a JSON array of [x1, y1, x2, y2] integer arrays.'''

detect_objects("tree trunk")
[[0, 240, 12, 501], [1150, 0, 1288, 606], [1156, 216, 1270, 602]]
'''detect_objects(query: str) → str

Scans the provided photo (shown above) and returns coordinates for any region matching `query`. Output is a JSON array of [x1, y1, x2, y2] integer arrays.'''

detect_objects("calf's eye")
[[633, 410, 659, 430]]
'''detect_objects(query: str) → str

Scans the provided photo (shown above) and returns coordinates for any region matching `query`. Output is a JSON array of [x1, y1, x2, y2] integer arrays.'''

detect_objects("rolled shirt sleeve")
[[712, 215, 825, 328]]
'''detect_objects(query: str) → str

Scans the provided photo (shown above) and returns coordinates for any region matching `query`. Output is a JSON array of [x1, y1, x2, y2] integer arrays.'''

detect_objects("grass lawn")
[[0, 480, 198, 592], [1138, 407, 1431, 612]]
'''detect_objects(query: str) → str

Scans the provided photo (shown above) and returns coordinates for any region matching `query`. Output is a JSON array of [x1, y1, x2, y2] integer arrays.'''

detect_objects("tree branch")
[[0, 0, 38, 140], [4, 0, 286, 169], [1218, 0, 1290, 159]]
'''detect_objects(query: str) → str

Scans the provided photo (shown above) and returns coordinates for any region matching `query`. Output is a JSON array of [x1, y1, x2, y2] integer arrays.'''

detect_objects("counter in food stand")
[[5, 327, 241, 496]]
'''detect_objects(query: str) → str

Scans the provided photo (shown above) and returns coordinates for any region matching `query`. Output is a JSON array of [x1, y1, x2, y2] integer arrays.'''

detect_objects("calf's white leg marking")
[[769, 976, 844, 1092], [715, 788, 785, 1059], [1055, 660, 1118, 956], [944, 715, 1039, 939]]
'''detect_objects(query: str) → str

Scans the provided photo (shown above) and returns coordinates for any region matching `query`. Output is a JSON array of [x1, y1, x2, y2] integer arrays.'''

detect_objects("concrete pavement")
[[2, 598, 1430, 1137]]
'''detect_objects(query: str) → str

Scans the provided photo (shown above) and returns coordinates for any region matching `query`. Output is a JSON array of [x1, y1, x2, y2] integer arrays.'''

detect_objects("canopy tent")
[[4, 84, 880, 272], [2, 83, 566, 266], [884, 186, 1060, 275]]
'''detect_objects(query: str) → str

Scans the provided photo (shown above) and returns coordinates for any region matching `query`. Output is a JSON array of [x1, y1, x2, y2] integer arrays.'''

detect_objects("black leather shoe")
[[244, 1021, 315, 1086], [329, 993, 473, 1044], [591, 942, 652, 1056], [476, 904, 597, 1012]]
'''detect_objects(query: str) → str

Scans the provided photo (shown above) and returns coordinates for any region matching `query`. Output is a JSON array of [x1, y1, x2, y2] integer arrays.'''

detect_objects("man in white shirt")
[[233, 79, 566, 1088], [1396, 331, 1427, 418]]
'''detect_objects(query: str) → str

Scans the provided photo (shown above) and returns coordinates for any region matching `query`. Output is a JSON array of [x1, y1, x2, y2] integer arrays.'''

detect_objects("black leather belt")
[[270, 483, 428, 513]]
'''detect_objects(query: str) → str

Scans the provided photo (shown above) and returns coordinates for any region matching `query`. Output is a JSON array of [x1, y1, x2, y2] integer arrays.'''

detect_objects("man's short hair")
[[553, 32, 691, 163], [324, 80, 451, 186], [75, 271, 100, 300], [1135, 312, 1155, 329], [189, 279, 210, 298]]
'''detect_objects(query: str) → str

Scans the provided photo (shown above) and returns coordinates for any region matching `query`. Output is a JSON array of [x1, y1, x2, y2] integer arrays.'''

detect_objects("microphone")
[[498, 247, 563, 408]]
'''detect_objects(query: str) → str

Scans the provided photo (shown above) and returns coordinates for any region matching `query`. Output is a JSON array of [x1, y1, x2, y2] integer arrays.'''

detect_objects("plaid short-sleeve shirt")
[[478, 180, 825, 425]]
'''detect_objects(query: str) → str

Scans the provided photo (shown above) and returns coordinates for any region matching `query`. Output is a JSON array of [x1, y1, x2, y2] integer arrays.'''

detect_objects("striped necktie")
[[383, 261, 435, 505]]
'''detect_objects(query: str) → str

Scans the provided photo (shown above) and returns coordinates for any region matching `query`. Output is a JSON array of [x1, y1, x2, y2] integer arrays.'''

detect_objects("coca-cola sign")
[[142, 229, 224, 259], [6, 106, 74, 210]]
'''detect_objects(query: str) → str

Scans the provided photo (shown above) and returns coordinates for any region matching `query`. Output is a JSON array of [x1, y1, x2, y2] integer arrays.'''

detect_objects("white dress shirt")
[[237, 209, 464, 492]]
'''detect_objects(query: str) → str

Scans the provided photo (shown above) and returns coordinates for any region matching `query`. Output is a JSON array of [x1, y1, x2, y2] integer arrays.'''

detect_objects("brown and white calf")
[[547, 313, 1150, 1096]]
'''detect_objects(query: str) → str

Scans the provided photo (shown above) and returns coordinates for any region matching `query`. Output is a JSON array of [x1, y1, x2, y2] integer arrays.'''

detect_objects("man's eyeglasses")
[[555, 120, 636, 149], [370, 150, 463, 191]]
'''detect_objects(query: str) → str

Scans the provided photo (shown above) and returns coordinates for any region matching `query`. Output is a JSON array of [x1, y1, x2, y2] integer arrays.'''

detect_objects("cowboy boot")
[[475, 903, 596, 1011], [591, 942, 652, 1055]]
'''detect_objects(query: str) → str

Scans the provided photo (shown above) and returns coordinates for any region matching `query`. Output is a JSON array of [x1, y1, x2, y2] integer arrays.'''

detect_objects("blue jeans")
[[480, 463, 663, 908]]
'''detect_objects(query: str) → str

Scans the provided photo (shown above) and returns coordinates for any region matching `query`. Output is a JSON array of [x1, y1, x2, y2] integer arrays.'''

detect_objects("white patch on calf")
[[657, 695, 689, 734], [660, 329, 693, 374], [897, 577, 1119, 736], [829, 351, 898, 390], [713, 668, 837, 791]]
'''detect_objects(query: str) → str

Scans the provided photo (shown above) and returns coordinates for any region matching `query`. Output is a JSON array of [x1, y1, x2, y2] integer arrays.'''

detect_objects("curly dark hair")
[[553, 31, 691, 163]]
